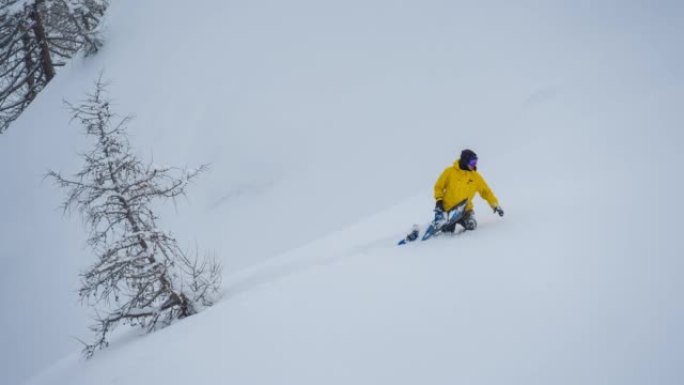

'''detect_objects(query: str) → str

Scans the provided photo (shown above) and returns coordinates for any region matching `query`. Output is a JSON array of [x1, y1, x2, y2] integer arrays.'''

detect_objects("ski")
[[398, 199, 468, 245]]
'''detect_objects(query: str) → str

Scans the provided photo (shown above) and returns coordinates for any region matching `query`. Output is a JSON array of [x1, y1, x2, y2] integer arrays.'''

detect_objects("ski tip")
[[421, 225, 435, 241]]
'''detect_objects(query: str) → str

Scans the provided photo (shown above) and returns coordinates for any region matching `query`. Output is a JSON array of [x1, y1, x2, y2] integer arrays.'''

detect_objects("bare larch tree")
[[48, 78, 221, 358], [0, 0, 107, 133]]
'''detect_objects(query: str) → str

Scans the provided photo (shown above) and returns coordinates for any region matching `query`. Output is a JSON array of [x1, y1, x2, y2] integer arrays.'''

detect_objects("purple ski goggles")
[[468, 157, 478, 168]]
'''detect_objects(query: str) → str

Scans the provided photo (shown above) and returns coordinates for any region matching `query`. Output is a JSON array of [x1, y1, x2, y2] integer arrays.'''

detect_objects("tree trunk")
[[29, 1, 54, 82], [20, 29, 36, 101]]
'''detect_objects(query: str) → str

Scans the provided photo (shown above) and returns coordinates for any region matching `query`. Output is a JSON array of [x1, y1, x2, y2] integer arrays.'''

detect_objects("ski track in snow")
[[222, 234, 400, 301]]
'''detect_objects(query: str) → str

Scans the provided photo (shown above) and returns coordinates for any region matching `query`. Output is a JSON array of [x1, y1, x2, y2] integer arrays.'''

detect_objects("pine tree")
[[48, 77, 221, 358]]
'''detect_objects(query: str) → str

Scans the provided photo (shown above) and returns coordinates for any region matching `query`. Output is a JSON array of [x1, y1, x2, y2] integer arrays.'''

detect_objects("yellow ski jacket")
[[434, 160, 499, 212]]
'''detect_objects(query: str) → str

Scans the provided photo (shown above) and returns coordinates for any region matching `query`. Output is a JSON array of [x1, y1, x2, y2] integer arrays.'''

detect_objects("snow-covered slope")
[[22, 192, 684, 384], [2, 1, 684, 384]]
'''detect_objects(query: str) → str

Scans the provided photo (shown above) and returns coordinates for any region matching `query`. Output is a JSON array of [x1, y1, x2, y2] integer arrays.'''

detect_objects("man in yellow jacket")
[[433, 149, 504, 233]]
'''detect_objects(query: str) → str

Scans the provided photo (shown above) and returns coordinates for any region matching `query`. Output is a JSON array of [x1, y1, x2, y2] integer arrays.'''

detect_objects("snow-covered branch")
[[1, 0, 108, 132]]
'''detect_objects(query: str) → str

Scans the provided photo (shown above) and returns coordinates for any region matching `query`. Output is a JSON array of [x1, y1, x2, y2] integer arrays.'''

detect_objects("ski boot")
[[457, 210, 477, 231], [433, 207, 447, 229]]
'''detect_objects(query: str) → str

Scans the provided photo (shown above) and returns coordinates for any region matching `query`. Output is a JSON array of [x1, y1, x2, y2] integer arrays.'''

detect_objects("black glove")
[[435, 200, 444, 212], [493, 206, 504, 217]]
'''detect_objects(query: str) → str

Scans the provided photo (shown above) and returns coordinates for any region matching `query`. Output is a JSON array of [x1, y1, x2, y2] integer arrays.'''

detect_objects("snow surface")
[[2, 0, 684, 384]]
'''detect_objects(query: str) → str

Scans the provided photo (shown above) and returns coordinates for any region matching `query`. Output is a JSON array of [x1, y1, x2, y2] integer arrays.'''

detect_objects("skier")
[[433, 149, 503, 233], [400, 149, 504, 244]]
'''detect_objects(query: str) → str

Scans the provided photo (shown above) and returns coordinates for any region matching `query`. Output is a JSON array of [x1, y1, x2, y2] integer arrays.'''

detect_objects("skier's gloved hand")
[[435, 200, 444, 212], [493, 206, 504, 217]]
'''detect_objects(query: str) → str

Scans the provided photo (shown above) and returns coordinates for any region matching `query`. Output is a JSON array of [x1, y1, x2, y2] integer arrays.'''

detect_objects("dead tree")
[[48, 77, 221, 358], [0, 0, 107, 132]]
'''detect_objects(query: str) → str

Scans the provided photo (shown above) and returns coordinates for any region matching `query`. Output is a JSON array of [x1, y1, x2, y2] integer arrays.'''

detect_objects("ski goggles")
[[467, 157, 478, 168]]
